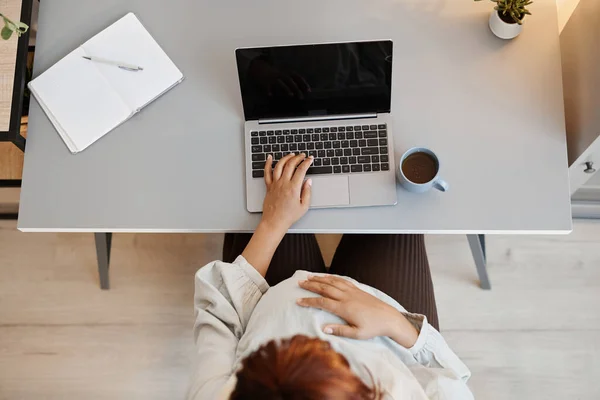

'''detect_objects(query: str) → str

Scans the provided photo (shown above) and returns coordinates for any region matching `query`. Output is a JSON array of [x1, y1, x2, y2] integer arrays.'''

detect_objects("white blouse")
[[188, 256, 474, 400]]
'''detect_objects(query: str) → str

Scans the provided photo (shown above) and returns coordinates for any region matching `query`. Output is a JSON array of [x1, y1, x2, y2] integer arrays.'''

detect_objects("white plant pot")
[[488, 10, 522, 39]]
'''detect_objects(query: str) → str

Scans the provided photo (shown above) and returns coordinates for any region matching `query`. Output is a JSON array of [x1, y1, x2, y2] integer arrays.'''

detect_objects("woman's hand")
[[261, 153, 314, 234], [297, 275, 419, 348], [241, 153, 313, 277]]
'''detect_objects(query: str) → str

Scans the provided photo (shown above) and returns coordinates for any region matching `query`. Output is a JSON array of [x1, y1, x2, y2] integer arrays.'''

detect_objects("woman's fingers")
[[273, 153, 296, 181], [292, 156, 313, 187], [264, 154, 273, 186], [298, 279, 344, 300], [296, 296, 339, 315], [307, 275, 355, 290], [283, 153, 307, 181], [301, 178, 312, 209], [323, 324, 360, 339]]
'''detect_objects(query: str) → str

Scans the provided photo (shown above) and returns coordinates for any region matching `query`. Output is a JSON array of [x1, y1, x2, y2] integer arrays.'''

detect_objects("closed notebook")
[[29, 12, 184, 153]]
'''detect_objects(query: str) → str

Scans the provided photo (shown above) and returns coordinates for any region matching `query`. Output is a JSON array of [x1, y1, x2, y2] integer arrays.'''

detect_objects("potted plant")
[[475, 0, 532, 39], [1, 12, 28, 40]]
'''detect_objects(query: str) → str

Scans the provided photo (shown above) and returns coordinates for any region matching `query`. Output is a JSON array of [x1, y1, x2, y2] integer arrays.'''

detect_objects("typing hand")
[[241, 153, 313, 277], [261, 153, 314, 235], [297, 275, 419, 348]]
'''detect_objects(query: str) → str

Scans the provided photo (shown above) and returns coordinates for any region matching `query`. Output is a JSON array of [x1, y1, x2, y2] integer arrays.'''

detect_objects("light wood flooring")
[[0, 220, 599, 399]]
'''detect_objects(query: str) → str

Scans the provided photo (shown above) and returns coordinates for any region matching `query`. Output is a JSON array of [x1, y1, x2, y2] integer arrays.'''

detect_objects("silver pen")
[[82, 56, 144, 72]]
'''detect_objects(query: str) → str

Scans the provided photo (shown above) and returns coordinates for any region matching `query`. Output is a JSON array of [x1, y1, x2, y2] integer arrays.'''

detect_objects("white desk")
[[18, 0, 572, 288]]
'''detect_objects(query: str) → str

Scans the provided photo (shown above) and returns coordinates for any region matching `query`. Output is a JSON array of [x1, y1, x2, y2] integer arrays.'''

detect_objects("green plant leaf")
[[1, 25, 13, 40], [484, 0, 533, 23], [0, 12, 28, 40], [13, 21, 29, 36], [510, 10, 522, 24]]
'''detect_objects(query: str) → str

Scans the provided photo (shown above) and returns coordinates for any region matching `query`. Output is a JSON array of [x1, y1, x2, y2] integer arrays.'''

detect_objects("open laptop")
[[235, 40, 397, 212]]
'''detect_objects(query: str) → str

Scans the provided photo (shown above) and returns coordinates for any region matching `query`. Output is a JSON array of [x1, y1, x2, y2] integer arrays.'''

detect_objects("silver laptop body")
[[236, 40, 397, 212]]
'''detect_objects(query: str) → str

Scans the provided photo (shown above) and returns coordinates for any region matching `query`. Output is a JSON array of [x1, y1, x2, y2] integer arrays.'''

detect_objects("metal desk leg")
[[467, 234, 491, 290], [94, 233, 112, 290]]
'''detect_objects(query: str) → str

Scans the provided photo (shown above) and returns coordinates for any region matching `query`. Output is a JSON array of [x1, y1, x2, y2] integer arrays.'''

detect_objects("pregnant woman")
[[188, 153, 473, 399]]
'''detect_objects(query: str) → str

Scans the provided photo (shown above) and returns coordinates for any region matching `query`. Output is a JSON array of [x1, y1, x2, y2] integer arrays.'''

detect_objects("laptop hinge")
[[258, 113, 378, 125]]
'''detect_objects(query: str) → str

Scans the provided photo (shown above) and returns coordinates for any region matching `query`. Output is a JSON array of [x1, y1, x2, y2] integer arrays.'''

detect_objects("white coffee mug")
[[397, 147, 449, 193]]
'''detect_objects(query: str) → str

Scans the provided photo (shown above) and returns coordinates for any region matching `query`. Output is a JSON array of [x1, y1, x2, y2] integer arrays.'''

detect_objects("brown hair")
[[230, 335, 380, 400]]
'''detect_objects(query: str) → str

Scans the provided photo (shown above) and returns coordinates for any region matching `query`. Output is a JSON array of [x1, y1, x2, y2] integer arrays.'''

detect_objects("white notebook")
[[29, 13, 184, 153]]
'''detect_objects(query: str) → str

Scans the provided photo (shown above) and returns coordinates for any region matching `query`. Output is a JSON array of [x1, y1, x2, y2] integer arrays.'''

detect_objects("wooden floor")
[[0, 220, 599, 399]]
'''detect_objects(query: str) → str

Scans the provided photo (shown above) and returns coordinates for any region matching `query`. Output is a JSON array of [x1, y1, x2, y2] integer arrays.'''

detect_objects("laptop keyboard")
[[250, 124, 389, 178]]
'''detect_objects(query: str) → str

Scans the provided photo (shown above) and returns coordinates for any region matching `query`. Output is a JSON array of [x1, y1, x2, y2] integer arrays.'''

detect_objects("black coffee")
[[402, 152, 438, 184]]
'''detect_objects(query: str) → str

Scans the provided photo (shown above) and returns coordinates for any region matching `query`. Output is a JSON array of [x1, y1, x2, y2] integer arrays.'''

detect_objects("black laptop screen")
[[236, 41, 393, 121]]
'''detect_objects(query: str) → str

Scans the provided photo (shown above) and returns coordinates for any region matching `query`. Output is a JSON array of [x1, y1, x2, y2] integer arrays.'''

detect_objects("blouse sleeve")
[[187, 256, 269, 400], [404, 312, 474, 399]]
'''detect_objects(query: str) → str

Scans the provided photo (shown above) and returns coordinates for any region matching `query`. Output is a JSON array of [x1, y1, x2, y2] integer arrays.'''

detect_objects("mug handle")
[[433, 179, 449, 192]]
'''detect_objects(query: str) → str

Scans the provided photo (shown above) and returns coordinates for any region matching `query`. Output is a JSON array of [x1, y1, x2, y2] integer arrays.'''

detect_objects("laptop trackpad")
[[309, 176, 350, 207]]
